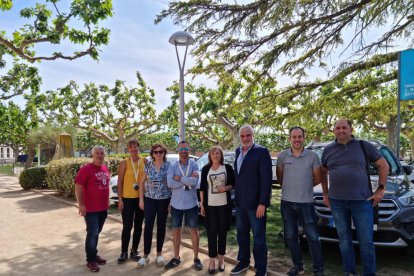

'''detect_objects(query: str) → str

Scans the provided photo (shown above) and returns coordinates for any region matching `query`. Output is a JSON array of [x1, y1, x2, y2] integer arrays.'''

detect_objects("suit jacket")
[[200, 163, 234, 231], [234, 143, 272, 210]]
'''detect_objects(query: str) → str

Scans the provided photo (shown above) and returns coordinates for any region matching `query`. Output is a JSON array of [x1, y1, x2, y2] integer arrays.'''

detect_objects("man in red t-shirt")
[[75, 145, 110, 272]]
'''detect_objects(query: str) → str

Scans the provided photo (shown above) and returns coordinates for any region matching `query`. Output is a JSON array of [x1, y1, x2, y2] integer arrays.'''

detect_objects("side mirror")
[[403, 165, 413, 176]]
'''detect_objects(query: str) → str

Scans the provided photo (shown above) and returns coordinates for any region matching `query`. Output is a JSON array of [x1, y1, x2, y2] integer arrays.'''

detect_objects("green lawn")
[[107, 190, 414, 275], [0, 165, 14, 175], [199, 189, 414, 275]]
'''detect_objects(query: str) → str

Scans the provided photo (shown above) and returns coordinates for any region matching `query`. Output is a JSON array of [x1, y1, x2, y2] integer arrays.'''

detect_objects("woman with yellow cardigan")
[[117, 139, 147, 264]]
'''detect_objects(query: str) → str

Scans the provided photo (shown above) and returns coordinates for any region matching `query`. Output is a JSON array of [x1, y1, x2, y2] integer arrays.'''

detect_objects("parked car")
[[306, 141, 414, 249], [17, 154, 38, 163], [271, 157, 278, 186], [196, 151, 278, 185], [109, 154, 198, 204], [196, 150, 277, 215], [400, 160, 414, 184], [196, 151, 237, 215]]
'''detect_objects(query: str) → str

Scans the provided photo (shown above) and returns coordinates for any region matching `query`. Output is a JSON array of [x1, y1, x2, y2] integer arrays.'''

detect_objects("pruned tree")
[[0, 0, 113, 100], [0, 0, 113, 63], [156, 0, 413, 97], [0, 101, 38, 165], [274, 69, 414, 153], [0, 62, 41, 100], [160, 69, 280, 150], [40, 72, 160, 153]]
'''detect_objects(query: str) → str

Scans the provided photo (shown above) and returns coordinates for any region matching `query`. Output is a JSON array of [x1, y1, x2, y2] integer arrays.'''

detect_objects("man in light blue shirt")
[[165, 141, 202, 271]]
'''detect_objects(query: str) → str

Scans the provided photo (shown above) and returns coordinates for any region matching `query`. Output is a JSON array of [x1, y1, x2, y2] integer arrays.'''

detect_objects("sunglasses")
[[179, 147, 189, 151], [153, 150, 164, 155]]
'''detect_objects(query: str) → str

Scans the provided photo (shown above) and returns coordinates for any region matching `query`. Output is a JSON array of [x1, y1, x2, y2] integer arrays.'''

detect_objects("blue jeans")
[[235, 207, 267, 275], [281, 200, 323, 273], [171, 205, 199, 229], [330, 199, 376, 276], [84, 211, 107, 263]]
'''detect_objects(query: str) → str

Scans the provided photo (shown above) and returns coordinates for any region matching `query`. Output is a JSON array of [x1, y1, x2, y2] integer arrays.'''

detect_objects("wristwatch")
[[377, 184, 385, 190]]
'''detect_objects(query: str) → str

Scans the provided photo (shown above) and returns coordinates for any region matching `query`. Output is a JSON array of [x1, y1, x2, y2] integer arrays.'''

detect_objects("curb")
[[32, 188, 284, 276]]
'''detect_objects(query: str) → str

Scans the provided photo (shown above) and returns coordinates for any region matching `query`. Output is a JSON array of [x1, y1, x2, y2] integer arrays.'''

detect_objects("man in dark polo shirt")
[[277, 126, 324, 276], [321, 119, 389, 276]]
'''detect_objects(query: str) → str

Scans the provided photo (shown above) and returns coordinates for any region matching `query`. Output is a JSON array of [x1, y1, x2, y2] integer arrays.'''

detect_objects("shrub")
[[19, 166, 47, 190], [45, 157, 123, 197]]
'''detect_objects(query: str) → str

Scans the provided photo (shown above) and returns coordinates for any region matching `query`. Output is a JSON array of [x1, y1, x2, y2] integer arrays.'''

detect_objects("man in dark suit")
[[230, 125, 272, 276]]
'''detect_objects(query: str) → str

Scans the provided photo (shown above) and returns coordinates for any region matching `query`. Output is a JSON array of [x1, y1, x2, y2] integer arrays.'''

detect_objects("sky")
[[1, 1, 410, 114], [1, 1, 212, 111]]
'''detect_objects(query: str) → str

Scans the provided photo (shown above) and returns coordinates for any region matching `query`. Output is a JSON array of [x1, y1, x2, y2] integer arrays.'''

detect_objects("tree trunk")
[[13, 146, 19, 163], [387, 116, 398, 154], [25, 143, 36, 169], [217, 115, 239, 149], [117, 138, 125, 154]]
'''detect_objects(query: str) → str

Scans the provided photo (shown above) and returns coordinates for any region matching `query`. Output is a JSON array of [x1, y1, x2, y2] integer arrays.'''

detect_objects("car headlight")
[[398, 195, 414, 206]]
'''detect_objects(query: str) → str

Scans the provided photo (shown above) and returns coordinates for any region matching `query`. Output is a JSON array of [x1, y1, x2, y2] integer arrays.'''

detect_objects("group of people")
[[276, 119, 388, 276], [75, 119, 389, 276]]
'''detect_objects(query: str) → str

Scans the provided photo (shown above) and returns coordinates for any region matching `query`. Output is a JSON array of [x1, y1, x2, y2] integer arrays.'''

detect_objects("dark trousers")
[[236, 207, 267, 275], [281, 200, 324, 273], [121, 197, 144, 252], [84, 211, 107, 263], [143, 197, 170, 254], [206, 205, 228, 258]]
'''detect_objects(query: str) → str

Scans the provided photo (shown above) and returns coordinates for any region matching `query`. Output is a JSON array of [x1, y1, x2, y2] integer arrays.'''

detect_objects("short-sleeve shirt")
[[75, 163, 110, 212], [321, 139, 382, 200], [144, 160, 172, 200], [277, 148, 321, 203]]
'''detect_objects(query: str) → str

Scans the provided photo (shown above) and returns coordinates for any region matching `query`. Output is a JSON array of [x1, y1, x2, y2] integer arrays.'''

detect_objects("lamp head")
[[169, 31, 195, 46]]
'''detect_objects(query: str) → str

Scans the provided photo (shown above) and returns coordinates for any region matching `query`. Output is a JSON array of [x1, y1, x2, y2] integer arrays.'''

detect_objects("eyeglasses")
[[153, 150, 164, 154], [178, 147, 189, 151]]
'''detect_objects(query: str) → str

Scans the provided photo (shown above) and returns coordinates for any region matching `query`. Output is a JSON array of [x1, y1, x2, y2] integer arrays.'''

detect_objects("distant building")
[[0, 145, 16, 164]]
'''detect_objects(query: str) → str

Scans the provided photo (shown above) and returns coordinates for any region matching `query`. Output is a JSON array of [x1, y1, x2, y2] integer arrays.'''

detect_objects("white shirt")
[[207, 165, 227, 206]]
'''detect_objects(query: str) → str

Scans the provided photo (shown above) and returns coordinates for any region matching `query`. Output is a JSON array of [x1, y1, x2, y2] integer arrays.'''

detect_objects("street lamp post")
[[169, 31, 195, 142]]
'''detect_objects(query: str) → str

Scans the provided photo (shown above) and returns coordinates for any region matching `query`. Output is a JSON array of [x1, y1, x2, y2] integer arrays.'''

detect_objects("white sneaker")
[[156, 255, 164, 267], [136, 256, 149, 268]]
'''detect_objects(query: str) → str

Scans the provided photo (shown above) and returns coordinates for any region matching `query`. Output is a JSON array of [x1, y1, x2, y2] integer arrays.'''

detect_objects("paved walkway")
[[0, 175, 272, 276]]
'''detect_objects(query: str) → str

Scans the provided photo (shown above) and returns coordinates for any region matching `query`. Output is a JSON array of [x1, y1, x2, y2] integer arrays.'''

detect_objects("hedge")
[[45, 157, 123, 197], [19, 166, 47, 190]]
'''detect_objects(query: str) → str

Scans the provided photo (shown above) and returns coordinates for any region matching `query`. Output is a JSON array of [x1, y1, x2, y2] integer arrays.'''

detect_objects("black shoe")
[[287, 265, 304, 276], [129, 250, 141, 261], [314, 271, 324, 276], [209, 267, 216, 274], [230, 263, 249, 275], [165, 257, 181, 270], [194, 258, 203, 271], [117, 252, 128, 264], [219, 263, 225, 272]]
